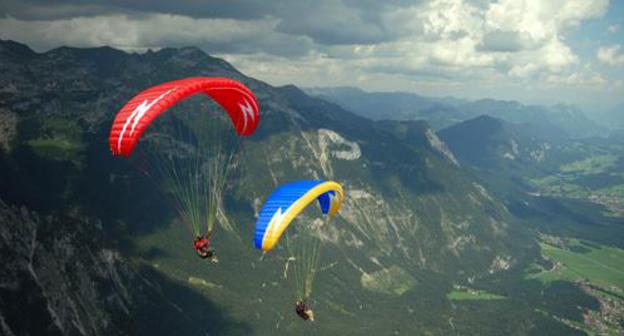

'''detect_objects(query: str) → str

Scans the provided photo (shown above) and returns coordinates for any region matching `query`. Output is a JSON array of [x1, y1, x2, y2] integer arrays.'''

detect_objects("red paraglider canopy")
[[109, 77, 259, 157]]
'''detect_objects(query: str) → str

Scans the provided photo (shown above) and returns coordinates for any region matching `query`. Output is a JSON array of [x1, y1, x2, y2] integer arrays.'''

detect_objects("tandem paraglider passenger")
[[295, 300, 315, 321]]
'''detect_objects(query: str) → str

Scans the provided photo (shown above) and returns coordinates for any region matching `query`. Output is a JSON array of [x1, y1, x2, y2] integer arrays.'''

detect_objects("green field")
[[526, 145, 624, 214], [24, 117, 86, 164], [599, 184, 624, 197], [361, 265, 417, 296], [559, 155, 618, 174], [530, 239, 624, 291], [27, 137, 85, 164], [447, 287, 505, 301]]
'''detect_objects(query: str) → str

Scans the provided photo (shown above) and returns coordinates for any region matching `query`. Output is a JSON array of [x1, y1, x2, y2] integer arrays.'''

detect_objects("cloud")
[[597, 45, 624, 66], [273, 1, 396, 45], [477, 30, 534, 52], [0, 14, 315, 56], [607, 24, 620, 34], [544, 71, 606, 86], [0, 0, 275, 20], [484, 0, 607, 39], [508, 62, 539, 78]]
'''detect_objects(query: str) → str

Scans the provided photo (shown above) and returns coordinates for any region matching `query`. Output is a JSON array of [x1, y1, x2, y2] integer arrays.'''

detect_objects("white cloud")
[[541, 38, 578, 70], [508, 63, 539, 78], [597, 45, 624, 66], [544, 71, 606, 86], [485, 0, 607, 41], [607, 24, 620, 34]]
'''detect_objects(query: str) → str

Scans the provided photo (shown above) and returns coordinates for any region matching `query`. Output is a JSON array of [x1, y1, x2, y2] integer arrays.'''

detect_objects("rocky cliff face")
[[0, 200, 255, 336], [0, 201, 132, 335]]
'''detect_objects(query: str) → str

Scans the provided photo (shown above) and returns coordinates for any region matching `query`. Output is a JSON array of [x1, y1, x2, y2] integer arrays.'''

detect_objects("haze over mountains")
[[1, 40, 623, 335], [306, 86, 618, 138]]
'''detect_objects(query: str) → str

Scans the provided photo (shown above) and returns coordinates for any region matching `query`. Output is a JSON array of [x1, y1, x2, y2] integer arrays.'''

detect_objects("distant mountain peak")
[[148, 46, 239, 74], [0, 42, 244, 81], [472, 114, 504, 123], [44, 44, 129, 61], [305, 86, 368, 95], [438, 114, 557, 170], [448, 114, 507, 133], [0, 39, 37, 61]]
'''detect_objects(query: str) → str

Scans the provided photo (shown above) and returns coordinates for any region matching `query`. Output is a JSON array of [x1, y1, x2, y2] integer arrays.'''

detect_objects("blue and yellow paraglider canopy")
[[254, 180, 344, 252]]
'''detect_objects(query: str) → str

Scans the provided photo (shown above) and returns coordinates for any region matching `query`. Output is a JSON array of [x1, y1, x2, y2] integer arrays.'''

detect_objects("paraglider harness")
[[193, 235, 214, 259], [295, 300, 314, 321]]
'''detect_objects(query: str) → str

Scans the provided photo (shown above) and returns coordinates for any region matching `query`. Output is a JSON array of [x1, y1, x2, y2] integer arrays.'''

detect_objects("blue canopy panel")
[[254, 180, 341, 251]]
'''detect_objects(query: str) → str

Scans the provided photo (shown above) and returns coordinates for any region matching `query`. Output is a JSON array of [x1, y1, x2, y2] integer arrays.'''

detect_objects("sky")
[[1, 0, 623, 111]]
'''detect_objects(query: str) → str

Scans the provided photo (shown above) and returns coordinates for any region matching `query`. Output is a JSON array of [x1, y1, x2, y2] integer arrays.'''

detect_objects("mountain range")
[[0, 40, 616, 335], [306, 86, 608, 138]]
